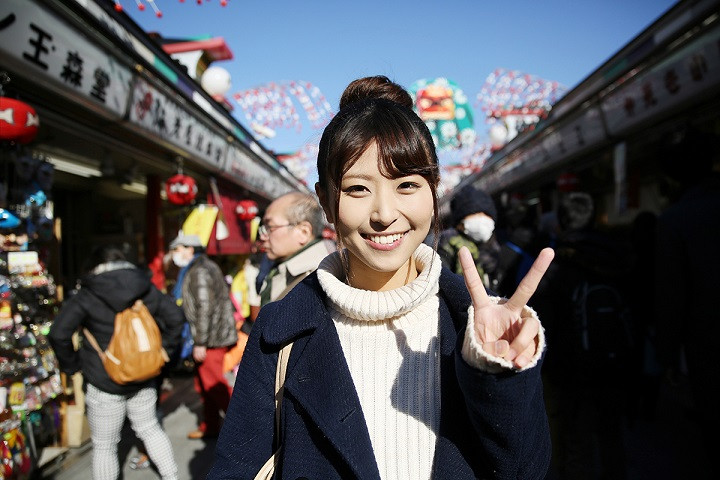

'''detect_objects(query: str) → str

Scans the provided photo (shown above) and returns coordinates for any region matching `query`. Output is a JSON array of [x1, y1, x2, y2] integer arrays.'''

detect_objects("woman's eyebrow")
[[342, 173, 374, 181]]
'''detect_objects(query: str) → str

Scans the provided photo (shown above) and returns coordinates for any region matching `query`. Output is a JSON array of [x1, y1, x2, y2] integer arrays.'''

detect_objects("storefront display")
[[0, 250, 64, 478]]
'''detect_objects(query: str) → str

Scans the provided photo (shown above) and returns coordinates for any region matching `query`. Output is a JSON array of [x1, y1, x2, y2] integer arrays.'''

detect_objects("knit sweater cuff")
[[461, 296, 546, 373]]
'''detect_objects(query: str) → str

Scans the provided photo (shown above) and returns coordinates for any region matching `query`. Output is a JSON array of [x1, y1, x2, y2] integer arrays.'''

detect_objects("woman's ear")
[[315, 182, 333, 222]]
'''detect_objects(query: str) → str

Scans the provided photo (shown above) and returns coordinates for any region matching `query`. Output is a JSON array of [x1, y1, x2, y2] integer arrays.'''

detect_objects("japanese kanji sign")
[[0, 0, 132, 118]]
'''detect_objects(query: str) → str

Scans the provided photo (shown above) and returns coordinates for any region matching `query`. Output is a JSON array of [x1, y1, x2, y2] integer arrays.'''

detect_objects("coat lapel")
[[266, 269, 473, 479], [264, 274, 381, 480]]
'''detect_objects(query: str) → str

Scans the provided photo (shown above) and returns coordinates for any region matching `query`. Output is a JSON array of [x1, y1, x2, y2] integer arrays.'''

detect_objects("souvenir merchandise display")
[[0, 251, 63, 478]]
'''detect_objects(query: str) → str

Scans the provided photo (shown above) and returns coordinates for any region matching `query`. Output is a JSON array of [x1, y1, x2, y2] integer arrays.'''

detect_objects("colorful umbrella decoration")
[[232, 81, 333, 138], [476, 68, 567, 122], [113, 0, 231, 17], [475, 68, 568, 148], [276, 143, 319, 185], [409, 78, 476, 150]]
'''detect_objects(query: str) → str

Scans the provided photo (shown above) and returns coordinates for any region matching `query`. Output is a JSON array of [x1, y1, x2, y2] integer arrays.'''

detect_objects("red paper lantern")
[[556, 172, 580, 192], [0, 98, 39, 144], [235, 199, 258, 221], [165, 174, 198, 205]]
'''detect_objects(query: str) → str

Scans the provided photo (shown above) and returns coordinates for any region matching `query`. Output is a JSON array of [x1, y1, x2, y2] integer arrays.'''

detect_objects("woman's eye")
[[342, 185, 369, 195], [398, 181, 421, 191]]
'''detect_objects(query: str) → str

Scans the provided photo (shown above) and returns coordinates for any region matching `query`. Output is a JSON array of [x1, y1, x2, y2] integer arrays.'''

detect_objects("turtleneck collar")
[[317, 243, 442, 322]]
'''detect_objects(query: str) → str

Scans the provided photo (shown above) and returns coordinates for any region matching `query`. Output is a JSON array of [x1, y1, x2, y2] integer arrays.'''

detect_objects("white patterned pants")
[[85, 383, 178, 480]]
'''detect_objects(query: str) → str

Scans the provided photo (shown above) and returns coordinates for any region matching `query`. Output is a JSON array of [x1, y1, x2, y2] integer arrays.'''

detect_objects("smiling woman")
[[209, 76, 555, 480], [331, 142, 435, 291]]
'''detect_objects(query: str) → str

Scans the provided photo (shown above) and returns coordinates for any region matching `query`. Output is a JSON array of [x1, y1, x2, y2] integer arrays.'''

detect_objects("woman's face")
[[332, 142, 434, 291]]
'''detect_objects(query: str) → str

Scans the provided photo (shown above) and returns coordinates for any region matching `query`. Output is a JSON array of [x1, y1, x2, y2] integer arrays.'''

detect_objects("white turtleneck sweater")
[[316, 243, 545, 480]]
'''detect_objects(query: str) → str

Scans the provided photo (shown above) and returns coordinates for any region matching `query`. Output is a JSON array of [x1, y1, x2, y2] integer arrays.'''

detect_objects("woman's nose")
[[370, 192, 398, 226]]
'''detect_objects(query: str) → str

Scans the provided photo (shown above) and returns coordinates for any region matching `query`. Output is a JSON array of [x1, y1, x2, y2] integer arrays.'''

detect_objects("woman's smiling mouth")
[[362, 232, 407, 250]]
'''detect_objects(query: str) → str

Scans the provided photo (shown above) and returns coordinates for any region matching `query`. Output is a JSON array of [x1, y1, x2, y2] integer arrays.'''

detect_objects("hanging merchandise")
[[0, 211, 20, 231], [0, 249, 63, 474], [181, 204, 219, 247], [165, 173, 198, 206], [208, 178, 229, 241], [2, 152, 56, 246]]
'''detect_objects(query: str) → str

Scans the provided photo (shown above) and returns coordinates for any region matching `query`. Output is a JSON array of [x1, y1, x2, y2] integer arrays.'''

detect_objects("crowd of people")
[[47, 75, 718, 480]]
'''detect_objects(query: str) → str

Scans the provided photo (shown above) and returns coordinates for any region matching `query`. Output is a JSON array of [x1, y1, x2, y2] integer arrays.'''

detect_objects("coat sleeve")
[[188, 265, 213, 346], [147, 288, 185, 354], [48, 294, 87, 375], [207, 306, 279, 479], [454, 330, 551, 480]]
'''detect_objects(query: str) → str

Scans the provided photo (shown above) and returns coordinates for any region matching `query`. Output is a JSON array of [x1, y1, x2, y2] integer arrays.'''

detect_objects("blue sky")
[[123, 0, 678, 182]]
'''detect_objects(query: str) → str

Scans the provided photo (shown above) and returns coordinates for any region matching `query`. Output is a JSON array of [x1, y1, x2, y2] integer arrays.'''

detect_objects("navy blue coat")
[[209, 268, 551, 480]]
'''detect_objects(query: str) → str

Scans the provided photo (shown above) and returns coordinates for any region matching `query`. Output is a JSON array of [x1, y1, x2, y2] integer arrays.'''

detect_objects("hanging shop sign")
[[0, 0, 133, 118], [181, 204, 219, 247], [0, 98, 39, 144], [224, 145, 296, 200], [128, 77, 228, 170], [601, 23, 720, 136], [540, 106, 606, 163]]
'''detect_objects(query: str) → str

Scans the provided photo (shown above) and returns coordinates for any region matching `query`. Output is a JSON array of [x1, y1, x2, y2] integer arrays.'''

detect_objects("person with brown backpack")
[[49, 245, 184, 480]]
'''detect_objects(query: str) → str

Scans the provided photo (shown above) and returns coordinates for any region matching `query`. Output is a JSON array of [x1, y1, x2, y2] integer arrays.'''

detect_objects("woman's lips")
[[362, 232, 407, 251]]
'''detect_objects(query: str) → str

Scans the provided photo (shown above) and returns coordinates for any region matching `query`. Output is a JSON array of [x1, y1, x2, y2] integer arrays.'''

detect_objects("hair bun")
[[339, 75, 413, 110]]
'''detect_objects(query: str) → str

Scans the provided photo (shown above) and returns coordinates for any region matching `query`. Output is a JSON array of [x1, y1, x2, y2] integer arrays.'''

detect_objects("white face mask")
[[463, 216, 495, 243], [172, 251, 191, 268]]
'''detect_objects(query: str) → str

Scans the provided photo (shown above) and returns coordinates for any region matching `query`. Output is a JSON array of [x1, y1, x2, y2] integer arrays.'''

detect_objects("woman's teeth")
[[367, 233, 404, 244]]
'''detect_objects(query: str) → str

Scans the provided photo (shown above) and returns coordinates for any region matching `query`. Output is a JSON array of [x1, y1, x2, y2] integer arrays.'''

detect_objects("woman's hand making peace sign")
[[459, 246, 555, 369]]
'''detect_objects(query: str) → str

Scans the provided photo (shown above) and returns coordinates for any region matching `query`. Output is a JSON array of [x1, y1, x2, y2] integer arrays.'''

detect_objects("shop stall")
[[1, 0, 309, 470], [448, 0, 720, 228]]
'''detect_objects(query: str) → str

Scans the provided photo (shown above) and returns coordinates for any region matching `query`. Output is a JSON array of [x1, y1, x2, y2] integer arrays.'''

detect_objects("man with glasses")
[[258, 192, 335, 307]]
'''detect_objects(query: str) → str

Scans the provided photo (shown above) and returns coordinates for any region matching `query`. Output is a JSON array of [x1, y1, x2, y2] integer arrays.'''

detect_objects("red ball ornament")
[[235, 199, 258, 221], [0, 98, 39, 144], [556, 172, 580, 192], [165, 174, 198, 205]]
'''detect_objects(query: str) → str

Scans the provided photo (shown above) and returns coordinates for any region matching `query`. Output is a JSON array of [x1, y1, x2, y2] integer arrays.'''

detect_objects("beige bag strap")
[[254, 341, 293, 480], [82, 328, 105, 359], [275, 273, 309, 303], [274, 341, 293, 447]]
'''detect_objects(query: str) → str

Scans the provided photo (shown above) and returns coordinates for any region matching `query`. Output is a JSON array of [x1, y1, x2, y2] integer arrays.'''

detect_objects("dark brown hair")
[[317, 76, 440, 243], [339, 75, 414, 110]]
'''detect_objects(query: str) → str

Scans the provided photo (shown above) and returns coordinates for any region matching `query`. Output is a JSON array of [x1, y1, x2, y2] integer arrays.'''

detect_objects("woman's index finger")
[[458, 246, 491, 308], [505, 247, 555, 313]]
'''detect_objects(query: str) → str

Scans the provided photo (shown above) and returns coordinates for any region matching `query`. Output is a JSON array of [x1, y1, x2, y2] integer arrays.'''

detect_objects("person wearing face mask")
[[168, 233, 238, 440], [438, 185, 502, 291]]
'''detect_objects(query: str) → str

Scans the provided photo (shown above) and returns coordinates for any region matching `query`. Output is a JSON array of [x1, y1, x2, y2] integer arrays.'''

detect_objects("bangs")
[[373, 109, 438, 181], [324, 102, 439, 185]]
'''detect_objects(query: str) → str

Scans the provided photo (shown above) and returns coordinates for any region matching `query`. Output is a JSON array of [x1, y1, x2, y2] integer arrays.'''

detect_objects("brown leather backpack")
[[84, 299, 169, 385]]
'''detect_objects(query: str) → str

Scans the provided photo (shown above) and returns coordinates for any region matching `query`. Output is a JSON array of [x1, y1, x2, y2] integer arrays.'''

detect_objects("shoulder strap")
[[83, 327, 106, 358], [273, 341, 293, 450], [275, 272, 308, 303]]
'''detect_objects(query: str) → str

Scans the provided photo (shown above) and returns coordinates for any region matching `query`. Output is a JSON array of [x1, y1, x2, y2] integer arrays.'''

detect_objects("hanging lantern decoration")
[[165, 173, 198, 205], [0, 98, 39, 144], [235, 199, 258, 221]]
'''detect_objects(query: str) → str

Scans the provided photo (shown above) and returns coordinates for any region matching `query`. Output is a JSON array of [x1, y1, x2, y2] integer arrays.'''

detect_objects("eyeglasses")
[[258, 223, 296, 237]]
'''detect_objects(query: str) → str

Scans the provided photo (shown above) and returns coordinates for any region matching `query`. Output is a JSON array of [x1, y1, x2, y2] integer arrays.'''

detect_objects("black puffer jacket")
[[49, 262, 184, 395], [180, 255, 237, 348]]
